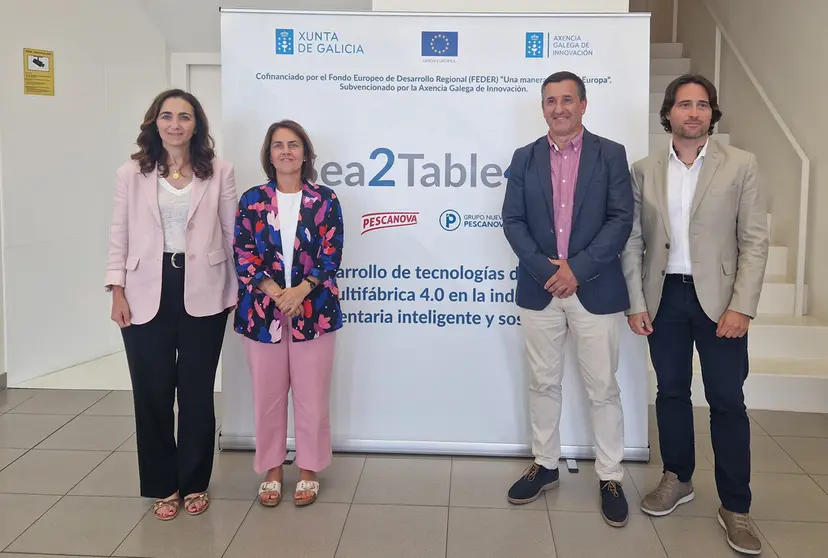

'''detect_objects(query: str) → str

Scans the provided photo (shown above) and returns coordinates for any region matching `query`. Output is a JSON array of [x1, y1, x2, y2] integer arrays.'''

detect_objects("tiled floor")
[[1, 388, 828, 557]]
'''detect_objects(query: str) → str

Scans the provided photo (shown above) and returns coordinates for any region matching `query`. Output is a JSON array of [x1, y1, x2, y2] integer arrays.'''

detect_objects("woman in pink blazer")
[[104, 89, 237, 521]]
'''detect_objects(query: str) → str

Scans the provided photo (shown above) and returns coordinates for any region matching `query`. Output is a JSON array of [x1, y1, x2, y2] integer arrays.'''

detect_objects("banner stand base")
[[218, 432, 651, 462]]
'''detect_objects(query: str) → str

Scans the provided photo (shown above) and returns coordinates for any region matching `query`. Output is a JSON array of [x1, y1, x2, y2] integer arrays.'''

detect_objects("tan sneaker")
[[718, 507, 762, 555], [640, 471, 694, 516]]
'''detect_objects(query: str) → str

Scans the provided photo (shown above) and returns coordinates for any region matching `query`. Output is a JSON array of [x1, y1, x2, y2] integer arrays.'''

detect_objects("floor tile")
[[450, 457, 547, 510], [116, 427, 218, 453], [643, 430, 713, 471], [69, 451, 143, 498], [750, 410, 828, 438], [692, 407, 768, 437], [37, 415, 135, 451], [202, 451, 259, 501], [0, 554, 107, 558], [627, 466, 720, 518], [0, 449, 109, 495], [447, 507, 556, 558], [0, 389, 40, 414], [810, 475, 828, 495], [353, 456, 451, 506], [223, 502, 348, 558], [546, 465, 643, 515], [116, 432, 137, 452], [336, 504, 448, 558], [82, 390, 135, 416], [283, 454, 365, 504], [114, 498, 252, 558], [8, 389, 109, 415], [0, 414, 72, 449], [0, 449, 25, 472], [5, 495, 150, 556], [0, 493, 60, 549], [697, 436, 803, 474], [750, 473, 828, 522], [652, 515, 778, 557], [774, 437, 828, 475], [755, 520, 828, 558], [548, 511, 667, 557]]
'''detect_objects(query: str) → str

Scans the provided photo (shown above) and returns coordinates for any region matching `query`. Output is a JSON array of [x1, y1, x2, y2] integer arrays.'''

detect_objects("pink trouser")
[[243, 323, 336, 475]]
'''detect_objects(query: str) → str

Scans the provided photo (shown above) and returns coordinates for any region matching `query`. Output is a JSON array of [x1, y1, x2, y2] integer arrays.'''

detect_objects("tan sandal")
[[153, 495, 180, 521], [258, 481, 282, 507], [295, 480, 319, 507], [183, 492, 210, 516]]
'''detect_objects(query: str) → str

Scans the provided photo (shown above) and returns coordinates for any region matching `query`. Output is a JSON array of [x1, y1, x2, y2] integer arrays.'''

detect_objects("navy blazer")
[[501, 128, 634, 315]]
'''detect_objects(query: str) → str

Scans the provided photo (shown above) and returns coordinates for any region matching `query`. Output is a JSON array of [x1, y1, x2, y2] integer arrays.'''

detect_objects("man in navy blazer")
[[502, 71, 634, 528]]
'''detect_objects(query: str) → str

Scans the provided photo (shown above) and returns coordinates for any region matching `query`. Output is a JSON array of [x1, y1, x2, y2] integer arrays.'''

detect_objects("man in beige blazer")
[[621, 74, 768, 555]]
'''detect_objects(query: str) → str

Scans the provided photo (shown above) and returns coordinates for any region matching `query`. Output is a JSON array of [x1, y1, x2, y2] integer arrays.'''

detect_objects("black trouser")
[[648, 274, 751, 514], [121, 253, 228, 499]]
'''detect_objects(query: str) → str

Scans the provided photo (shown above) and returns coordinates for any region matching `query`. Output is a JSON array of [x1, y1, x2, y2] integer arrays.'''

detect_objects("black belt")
[[667, 273, 693, 283]]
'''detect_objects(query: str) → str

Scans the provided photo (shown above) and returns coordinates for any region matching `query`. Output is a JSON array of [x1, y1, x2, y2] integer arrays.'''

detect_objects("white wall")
[[0, 0, 168, 385], [140, 0, 373, 53], [373, 0, 629, 11], [0, 132, 6, 389]]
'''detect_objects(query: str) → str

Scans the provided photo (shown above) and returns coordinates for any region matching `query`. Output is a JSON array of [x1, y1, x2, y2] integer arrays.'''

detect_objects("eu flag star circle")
[[430, 33, 451, 54]]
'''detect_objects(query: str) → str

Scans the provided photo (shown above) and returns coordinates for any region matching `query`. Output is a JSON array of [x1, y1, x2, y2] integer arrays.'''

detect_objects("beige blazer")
[[620, 139, 769, 322], [105, 158, 238, 325]]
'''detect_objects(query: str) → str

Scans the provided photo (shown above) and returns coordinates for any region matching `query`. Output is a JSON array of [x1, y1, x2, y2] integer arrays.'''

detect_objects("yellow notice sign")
[[23, 48, 54, 96]]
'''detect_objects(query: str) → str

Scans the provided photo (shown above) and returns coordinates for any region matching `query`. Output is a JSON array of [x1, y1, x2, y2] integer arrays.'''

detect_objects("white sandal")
[[258, 480, 282, 507], [295, 480, 319, 507]]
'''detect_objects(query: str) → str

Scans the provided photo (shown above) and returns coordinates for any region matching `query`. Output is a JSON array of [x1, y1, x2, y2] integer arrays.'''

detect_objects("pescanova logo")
[[361, 212, 419, 234]]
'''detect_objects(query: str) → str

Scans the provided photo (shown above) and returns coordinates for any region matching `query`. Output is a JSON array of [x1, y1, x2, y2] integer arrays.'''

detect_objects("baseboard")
[[647, 371, 828, 413], [0, 372, 6, 390]]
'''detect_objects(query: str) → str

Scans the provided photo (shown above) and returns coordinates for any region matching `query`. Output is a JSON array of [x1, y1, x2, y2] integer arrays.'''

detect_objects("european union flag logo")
[[421, 31, 459, 57], [526, 32, 544, 58], [275, 29, 294, 55]]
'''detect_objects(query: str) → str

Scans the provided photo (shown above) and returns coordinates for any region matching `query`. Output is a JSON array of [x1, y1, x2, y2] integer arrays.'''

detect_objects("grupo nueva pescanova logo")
[[361, 211, 419, 235]]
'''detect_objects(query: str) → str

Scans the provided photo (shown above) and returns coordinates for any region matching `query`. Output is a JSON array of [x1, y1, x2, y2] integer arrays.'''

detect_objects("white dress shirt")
[[665, 140, 708, 275]]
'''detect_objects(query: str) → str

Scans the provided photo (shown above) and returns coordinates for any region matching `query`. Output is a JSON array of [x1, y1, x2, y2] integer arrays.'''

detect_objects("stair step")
[[748, 315, 828, 359], [767, 245, 787, 277], [651, 73, 683, 93], [647, 355, 828, 413], [651, 57, 691, 75], [649, 353, 828, 378], [649, 133, 730, 154], [650, 92, 664, 113], [649, 113, 663, 134], [758, 281, 796, 315], [651, 42, 684, 58]]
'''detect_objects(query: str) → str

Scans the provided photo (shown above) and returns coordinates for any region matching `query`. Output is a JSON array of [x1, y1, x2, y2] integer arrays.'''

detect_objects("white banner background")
[[219, 10, 651, 460]]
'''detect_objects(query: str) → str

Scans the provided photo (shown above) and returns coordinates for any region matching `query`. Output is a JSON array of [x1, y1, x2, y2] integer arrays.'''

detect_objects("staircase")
[[646, 43, 828, 413]]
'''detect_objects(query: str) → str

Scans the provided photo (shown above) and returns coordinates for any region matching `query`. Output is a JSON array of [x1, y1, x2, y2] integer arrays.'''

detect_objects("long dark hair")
[[660, 74, 723, 136], [131, 89, 215, 179], [260, 120, 318, 183]]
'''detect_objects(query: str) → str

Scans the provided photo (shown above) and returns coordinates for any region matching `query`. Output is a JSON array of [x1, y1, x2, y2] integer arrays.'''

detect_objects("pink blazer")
[[105, 158, 238, 325]]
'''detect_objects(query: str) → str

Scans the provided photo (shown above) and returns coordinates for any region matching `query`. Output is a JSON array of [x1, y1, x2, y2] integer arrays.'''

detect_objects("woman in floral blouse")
[[233, 119, 344, 507]]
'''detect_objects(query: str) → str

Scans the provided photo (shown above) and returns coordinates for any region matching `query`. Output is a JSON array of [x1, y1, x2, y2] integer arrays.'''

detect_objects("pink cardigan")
[[105, 158, 238, 325]]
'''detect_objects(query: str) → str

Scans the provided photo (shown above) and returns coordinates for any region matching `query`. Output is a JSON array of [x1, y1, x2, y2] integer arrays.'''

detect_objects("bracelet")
[[304, 277, 317, 290]]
